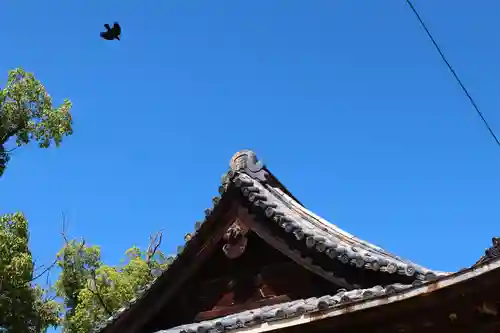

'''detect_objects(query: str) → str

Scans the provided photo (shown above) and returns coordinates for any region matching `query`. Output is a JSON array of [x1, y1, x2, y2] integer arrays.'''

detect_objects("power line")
[[405, 0, 500, 147]]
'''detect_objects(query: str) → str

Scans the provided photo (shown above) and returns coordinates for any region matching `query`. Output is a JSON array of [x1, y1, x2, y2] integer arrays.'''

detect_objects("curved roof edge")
[[228, 150, 444, 280]]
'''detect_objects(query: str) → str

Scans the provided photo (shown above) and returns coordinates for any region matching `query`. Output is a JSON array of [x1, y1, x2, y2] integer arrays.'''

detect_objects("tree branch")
[[3, 214, 72, 290], [146, 230, 163, 265], [88, 270, 113, 317]]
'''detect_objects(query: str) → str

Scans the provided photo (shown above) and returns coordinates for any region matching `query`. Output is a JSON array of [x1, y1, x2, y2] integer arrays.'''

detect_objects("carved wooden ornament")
[[222, 219, 249, 259]]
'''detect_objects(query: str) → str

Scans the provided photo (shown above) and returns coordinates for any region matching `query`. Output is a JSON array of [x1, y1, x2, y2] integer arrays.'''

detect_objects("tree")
[[0, 68, 170, 333], [0, 212, 60, 333], [0, 68, 73, 177], [0, 68, 73, 332], [55, 231, 170, 333], [0, 208, 170, 333]]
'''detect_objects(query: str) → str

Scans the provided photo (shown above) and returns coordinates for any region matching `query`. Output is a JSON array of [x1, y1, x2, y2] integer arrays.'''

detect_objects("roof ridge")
[[269, 186, 423, 268], [231, 172, 439, 280]]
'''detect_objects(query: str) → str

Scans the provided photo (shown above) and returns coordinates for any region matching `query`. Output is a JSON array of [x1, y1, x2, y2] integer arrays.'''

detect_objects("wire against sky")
[[405, 0, 500, 147]]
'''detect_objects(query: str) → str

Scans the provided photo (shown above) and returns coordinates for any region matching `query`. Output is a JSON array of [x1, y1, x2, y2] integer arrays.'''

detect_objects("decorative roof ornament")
[[229, 150, 268, 183], [475, 237, 500, 265], [485, 237, 500, 261], [222, 220, 249, 259]]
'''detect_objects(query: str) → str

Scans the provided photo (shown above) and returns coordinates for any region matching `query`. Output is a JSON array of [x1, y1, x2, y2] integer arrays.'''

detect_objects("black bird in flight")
[[100, 22, 121, 41]]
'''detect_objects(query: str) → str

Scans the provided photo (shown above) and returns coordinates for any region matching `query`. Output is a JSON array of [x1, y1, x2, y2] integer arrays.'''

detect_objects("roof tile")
[[154, 284, 413, 333]]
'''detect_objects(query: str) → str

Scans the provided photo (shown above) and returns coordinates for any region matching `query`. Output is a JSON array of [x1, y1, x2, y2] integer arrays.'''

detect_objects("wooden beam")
[[195, 295, 291, 321], [238, 207, 354, 290]]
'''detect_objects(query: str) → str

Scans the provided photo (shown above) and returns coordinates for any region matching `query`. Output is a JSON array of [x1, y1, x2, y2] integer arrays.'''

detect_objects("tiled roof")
[[157, 257, 500, 333], [232, 172, 436, 280], [227, 150, 440, 281], [93, 150, 442, 333], [154, 283, 416, 333]]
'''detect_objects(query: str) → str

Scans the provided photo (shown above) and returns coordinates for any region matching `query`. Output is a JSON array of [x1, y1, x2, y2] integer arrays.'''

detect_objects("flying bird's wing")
[[100, 29, 113, 40], [112, 22, 121, 35], [104, 23, 111, 31]]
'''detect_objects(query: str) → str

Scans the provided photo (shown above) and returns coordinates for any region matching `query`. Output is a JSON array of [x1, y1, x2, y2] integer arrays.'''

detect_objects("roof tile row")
[[155, 283, 415, 333], [230, 171, 438, 281]]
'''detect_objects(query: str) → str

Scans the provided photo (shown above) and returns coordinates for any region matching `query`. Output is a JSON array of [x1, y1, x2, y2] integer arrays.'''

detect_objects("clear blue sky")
[[1, 0, 499, 325]]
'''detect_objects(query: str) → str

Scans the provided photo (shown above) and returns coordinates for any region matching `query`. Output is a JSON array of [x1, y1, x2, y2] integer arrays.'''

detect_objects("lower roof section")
[[156, 257, 500, 333], [155, 284, 413, 333]]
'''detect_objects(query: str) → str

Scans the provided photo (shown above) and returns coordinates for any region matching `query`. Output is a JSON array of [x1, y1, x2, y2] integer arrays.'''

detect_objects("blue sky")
[[1, 0, 500, 329]]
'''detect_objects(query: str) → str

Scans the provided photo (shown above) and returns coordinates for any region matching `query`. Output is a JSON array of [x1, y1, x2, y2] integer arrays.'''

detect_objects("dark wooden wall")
[[143, 232, 344, 332]]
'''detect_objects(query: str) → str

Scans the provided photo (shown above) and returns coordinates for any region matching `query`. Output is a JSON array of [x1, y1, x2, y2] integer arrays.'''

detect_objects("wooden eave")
[[94, 185, 242, 333], [156, 256, 500, 333]]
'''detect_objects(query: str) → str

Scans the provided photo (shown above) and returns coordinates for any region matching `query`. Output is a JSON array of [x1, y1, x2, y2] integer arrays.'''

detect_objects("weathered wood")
[[188, 254, 322, 313], [238, 207, 355, 290], [282, 266, 500, 333], [195, 295, 291, 321], [222, 219, 249, 259], [143, 222, 346, 331]]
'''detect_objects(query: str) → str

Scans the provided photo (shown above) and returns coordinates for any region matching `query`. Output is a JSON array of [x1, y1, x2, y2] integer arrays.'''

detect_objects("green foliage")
[[55, 236, 169, 333], [0, 68, 73, 177], [0, 68, 168, 333], [0, 214, 170, 333], [0, 68, 74, 332], [0, 212, 59, 333]]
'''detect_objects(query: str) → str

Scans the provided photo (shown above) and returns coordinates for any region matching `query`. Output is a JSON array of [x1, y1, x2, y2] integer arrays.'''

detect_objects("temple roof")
[[154, 257, 500, 333], [93, 150, 450, 333]]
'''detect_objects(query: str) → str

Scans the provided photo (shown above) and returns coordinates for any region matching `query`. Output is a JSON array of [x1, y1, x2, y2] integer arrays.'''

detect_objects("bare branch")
[[3, 146, 19, 154], [146, 230, 163, 265], [61, 212, 69, 244]]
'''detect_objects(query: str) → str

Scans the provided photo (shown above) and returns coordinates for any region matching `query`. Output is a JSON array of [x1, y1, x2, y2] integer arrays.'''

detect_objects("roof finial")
[[230, 150, 257, 171], [229, 150, 268, 182]]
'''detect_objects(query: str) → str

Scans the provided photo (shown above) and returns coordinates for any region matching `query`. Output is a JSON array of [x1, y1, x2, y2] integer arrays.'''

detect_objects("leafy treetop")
[[0, 68, 73, 177], [54, 231, 169, 333]]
